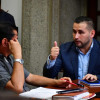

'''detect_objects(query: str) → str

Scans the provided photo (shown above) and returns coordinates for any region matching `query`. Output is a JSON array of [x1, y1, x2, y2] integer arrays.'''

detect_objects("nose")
[[75, 33, 79, 39]]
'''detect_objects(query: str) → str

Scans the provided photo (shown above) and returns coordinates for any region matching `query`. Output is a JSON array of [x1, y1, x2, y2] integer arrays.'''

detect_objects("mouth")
[[75, 40, 80, 44], [74, 40, 82, 47]]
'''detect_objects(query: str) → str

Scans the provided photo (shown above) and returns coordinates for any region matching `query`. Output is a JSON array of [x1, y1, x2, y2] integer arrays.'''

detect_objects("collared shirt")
[[46, 55, 56, 69], [46, 41, 94, 80], [0, 54, 30, 92], [77, 41, 93, 79]]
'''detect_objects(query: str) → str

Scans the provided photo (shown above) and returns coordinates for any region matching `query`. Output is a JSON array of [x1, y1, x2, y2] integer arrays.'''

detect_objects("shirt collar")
[[0, 54, 11, 59]]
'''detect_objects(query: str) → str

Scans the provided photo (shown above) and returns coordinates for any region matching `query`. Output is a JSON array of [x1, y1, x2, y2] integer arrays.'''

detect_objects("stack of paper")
[[19, 87, 62, 100]]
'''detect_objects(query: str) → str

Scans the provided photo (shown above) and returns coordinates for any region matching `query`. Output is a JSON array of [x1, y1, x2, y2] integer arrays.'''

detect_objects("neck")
[[0, 51, 9, 57], [79, 40, 92, 54], [0, 46, 10, 57]]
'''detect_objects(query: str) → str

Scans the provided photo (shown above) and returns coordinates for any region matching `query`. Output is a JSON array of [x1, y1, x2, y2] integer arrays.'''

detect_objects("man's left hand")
[[83, 74, 97, 81]]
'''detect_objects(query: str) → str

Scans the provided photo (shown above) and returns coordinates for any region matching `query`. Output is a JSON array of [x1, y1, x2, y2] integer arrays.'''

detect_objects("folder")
[[80, 80, 100, 86]]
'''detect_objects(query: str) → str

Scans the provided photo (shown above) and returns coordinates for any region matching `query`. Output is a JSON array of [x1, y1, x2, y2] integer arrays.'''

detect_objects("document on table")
[[19, 87, 62, 100]]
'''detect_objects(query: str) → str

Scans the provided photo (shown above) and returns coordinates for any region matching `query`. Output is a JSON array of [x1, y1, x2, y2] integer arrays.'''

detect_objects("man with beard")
[[43, 16, 100, 81]]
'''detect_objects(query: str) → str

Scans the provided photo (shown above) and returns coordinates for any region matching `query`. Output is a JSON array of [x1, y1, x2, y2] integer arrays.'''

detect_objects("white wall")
[[1, 0, 22, 43]]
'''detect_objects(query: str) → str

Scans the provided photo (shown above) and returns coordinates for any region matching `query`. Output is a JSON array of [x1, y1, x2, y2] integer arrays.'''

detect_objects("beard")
[[74, 39, 90, 49]]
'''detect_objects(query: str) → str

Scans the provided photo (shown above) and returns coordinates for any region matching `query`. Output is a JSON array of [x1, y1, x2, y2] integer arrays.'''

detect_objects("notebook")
[[53, 90, 95, 100], [80, 80, 100, 86]]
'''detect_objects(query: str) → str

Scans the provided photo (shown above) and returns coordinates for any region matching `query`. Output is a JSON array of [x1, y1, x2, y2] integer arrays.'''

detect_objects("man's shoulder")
[[94, 39, 100, 47], [60, 41, 75, 48], [60, 41, 76, 52]]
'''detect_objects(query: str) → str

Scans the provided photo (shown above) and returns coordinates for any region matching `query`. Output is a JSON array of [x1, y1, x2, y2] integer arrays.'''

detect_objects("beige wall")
[[22, 0, 87, 75], [59, 0, 87, 44], [1, 0, 22, 43]]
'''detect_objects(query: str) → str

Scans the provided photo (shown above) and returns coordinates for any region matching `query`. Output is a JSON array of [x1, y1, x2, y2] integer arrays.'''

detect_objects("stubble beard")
[[75, 39, 90, 49]]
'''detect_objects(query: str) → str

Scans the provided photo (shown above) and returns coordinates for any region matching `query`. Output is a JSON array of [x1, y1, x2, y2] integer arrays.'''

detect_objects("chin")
[[76, 44, 83, 48]]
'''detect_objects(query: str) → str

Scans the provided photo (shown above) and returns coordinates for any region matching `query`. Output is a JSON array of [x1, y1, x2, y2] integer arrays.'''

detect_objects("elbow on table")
[[15, 86, 23, 94], [5, 81, 24, 93]]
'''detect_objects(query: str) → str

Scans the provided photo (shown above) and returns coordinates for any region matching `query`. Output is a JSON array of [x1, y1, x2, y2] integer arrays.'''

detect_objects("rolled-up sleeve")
[[24, 68, 30, 79]]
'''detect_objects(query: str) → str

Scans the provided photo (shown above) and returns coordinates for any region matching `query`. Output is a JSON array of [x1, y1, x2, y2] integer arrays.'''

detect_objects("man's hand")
[[83, 74, 97, 81], [9, 39, 22, 59], [50, 41, 59, 60], [56, 77, 72, 88]]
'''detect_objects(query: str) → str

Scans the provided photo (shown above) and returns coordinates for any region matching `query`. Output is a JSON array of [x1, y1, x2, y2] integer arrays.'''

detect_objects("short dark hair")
[[0, 23, 17, 43], [74, 16, 95, 30]]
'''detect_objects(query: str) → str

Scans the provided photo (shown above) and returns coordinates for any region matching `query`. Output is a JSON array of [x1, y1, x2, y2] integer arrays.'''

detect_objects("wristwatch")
[[14, 59, 24, 64]]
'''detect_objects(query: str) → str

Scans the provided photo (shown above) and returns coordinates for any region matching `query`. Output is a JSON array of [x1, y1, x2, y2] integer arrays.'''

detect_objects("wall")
[[1, 0, 22, 43], [22, 0, 50, 75], [59, 0, 87, 44]]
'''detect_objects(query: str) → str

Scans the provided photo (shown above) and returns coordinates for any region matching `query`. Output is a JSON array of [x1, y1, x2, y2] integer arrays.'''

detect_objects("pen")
[[65, 81, 84, 87], [61, 79, 78, 86], [65, 80, 78, 86], [61, 79, 84, 87]]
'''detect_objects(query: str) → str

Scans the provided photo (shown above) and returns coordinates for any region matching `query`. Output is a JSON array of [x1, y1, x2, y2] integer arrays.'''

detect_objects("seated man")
[[0, 23, 71, 93], [43, 16, 100, 81]]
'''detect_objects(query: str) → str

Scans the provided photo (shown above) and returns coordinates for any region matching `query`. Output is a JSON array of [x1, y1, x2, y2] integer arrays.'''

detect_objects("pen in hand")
[[61, 78, 84, 87], [65, 80, 78, 86], [61, 78, 78, 86]]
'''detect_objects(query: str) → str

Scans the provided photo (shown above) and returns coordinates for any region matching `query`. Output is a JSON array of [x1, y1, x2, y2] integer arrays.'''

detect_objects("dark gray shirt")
[[0, 54, 30, 92]]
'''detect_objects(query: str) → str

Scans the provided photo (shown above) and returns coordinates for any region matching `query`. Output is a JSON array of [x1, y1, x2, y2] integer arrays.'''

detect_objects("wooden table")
[[73, 80, 100, 100], [73, 80, 100, 93], [47, 79, 100, 100]]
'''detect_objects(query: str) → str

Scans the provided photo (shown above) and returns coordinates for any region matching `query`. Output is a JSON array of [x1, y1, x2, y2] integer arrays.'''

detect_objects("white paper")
[[19, 87, 62, 99], [74, 92, 89, 100]]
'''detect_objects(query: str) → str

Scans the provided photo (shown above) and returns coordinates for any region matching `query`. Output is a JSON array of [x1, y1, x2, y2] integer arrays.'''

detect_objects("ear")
[[90, 30, 95, 38], [2, 38, 9, 47]]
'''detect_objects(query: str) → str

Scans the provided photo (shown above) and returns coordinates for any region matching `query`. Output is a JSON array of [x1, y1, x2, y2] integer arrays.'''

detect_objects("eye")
[[78, 30, 84, 34], [73, 29, 77, 34]]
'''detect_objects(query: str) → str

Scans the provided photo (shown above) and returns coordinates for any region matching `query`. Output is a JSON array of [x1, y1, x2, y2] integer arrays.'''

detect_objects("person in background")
[[43, 16, 100, 81], [0, 23, 72, 94], [0, 0, 18, 31]]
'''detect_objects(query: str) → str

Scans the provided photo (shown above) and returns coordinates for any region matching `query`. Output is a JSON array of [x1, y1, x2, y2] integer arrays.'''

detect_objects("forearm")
[[26, 74, 58, 86], [11, 62, 24, 91], [26, 74, 72, 89]]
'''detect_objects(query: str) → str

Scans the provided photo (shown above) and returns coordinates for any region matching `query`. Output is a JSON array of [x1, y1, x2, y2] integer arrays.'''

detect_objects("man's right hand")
[[9, 39, 22, 59], [50, 41, 59, 60]]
